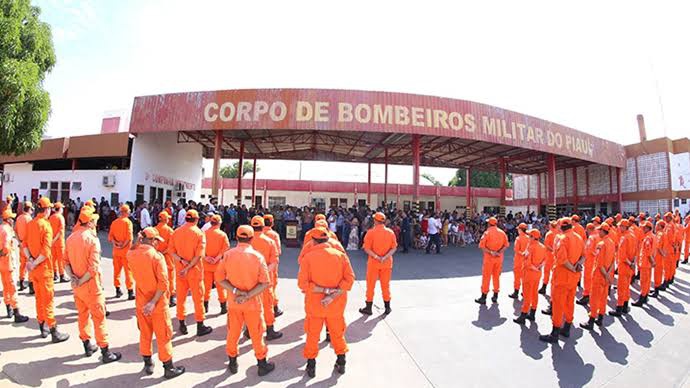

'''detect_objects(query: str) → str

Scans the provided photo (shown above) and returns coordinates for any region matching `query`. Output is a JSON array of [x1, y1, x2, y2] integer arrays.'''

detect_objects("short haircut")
[[238, 236, 252, 243]]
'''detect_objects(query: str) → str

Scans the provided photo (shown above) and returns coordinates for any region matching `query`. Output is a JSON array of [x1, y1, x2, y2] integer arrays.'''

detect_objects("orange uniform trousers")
[[1, 269, 17, 308], [685, 239, 690, 261], [226, 307, 267, 359], [162, 253, 176, 295], [137, 302, 173, 362], [176, 266, 205, 322], [203, 267, 226, 303], [113, 251, 133, 290], [74, 279, 109, 347], [31, 268, 56, 328], [654, 257, 665, 287], [304, 314, 348, 359], [365, 263, 392, 302], [520, 269, 541, 313], [261, 288, 276, 326], [551, 283, 576, 327], [272, 265, 279, 306], [19, 249, 27, 281], [617, 268, 633, 306], [512, 254, 523, 291], [663, 254, 675, 281], [51, 244, 65, 276], [639, 268, 652, 296], [541, 252, 554, 286], [481, 256, 502, 294], [582, 256, 594, 297], [589, 280, 608, 318]]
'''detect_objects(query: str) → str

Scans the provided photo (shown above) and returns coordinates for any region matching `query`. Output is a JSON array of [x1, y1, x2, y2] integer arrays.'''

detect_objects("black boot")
[[5, 304, 12, 318], [273, 305, 283, 318], [491, 293, 499, 303], [196, 321, 212, 337], [622, 301, 630, 314], [115, 288, 123, 298], [163, 359, 185, 379], [228, 356, 238, 374], [127, 289, 135, 300], [474, 293, 487, 305], [632, 296, 646, 307], [384, 301, 392, 315], [13, 308, 28, 323], [560, 322, 572, 338], [50, 326, 70, 343], [54, 273, 59, 282], [527, 309, 536, 321], [18, 279, 26, 291], [203, 301, 209, 313], [143, 356, 154, 375], [220, 302, 227, 315], [359, 301, 373, 315], [306, 358, 316, 378], [169, 296, 176, 307], [38, 322, 49, 338], [660, 281, 668, 291], [257, 358, 275, 376], [178, 320, 188, 335], [538, 284, 547, 295], [580, 317, 595, 331], [60, 274, 70, 283], [28, 282, 35, 295], [684, 260, 689, 265], [608, 306, 623, 317], [651, 288, 660, 298], [595, 314, 604, 327], [542, 304, 553, 315], [513, 312, 527, 324], [83, 340, 98, 356], [265, 325, 283, 341], [508, 289, 519, 299], [576, 295, 590, 306], [101, 346, 122, 364], [334, 354, 346, 375], [539, 326, 560, 343]]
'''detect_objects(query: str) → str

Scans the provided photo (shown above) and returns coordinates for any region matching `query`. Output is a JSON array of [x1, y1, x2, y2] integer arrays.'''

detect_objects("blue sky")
[[33, 0, 690, 183]]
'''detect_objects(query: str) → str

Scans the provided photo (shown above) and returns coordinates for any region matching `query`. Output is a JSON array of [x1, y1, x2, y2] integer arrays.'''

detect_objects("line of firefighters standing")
[[476, 211, 690, 342], [0, 194, 398, 380]]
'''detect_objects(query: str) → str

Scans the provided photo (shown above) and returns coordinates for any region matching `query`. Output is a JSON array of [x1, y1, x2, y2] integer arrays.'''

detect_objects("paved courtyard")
[[2, 235, 690, 388]]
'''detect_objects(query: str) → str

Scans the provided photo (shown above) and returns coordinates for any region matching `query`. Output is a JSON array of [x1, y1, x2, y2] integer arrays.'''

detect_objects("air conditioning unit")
[[2, 173, 10, 182], [102, 175, 116, 187], [174, 183, 184, 191]]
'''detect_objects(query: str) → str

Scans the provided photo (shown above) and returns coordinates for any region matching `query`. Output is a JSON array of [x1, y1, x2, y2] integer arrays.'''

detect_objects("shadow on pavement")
[[551, 331, 595, 388], [472, 303, 507, 331]]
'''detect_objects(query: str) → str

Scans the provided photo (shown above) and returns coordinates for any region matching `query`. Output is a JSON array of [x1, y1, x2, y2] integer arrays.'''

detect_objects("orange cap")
[[615, 213, 622, 220], [211, 214, 222, 224], [315, 214, 326, 222], [373, 212, 386, 222], [311, 226, 330, 240], [487, 217, 497, 226], [2, 208, 16, 220], [120, 204, 130, 214], [5, 195, 12, 202], [619, 219, 630, 228], [560, 217, 572, 226], [592, 216, 601, 224], [78, 208, 99, 224], [236, 225, 254, 239], [642, 221, 653, 229], [571, 214, 580, 222], [263, 214, 274, 222], [528, 229, 541, 239], [518, 223, 528, 230], [639, 212, 646, 219], [586, 223, 595, 230], [605, 217, 614, 225], [53, 201, 64, 209], [141, 227, 164, 241], [597, 223, 611, 232], [315, 219, 328, 228], [159, 211, 170, 220], [250, 215, 265, 227], [186, 209, 199, 220], [656, 220, 666, 229], [664, 212, 673, 219], [628, 216, 636, 223], [549, 221, 558, 228], [37, 197, 53, 209], [85, 200, 95, 208]]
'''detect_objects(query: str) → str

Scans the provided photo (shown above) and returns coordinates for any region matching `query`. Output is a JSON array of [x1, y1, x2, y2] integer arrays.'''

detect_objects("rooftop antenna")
[[648, 56, 668, 138]]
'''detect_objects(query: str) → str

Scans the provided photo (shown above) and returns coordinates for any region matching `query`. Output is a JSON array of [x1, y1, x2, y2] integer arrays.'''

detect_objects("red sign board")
[[130, 89, 626, 167]]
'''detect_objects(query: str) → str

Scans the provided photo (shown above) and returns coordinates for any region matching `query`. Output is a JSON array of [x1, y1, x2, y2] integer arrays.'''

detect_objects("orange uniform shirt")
[[479, 226, 509, 259], [109, 216, 133, 254], [170, 222, 206, 270], [304, 228, 337, 243], [204, 226, 230, 272], [24, 214, 54, 273], [154, 222, 174, 254], [49, 213, 65, 248], [592, 237, 615, 284], [299, 237, 345, 265], [215, 243, 270, 311], [514, 233, 530, 256], [585, 234, 601, 262], [298, 245, 355, 317], [250, 232, 278, 267], [552, 229, 584, 286], [574, 223, 586, 242], [618, 230, 637, 271], [363, 224, 398, 269], [65, 226, 102, 284], [263, 227, 282, 256], [15, 213, 31, 242], [524, 241, 546, 272], [657, 230, 673, 257], [127, 245, 170, 309], [685, 224, 690, 240], [0, 223, 14, 272], [638, 232, 657, 268]]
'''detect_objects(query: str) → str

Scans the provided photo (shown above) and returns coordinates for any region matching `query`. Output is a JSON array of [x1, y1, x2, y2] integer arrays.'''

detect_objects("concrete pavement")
[[2, 235, 690, 387]]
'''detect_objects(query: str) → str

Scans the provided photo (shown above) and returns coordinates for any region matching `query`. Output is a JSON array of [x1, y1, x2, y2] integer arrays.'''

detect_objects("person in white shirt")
[[139, 201, 152, 229], [176, 204, 187, 228], [426, 213, 442, 254], [201, 212, 214, 232]]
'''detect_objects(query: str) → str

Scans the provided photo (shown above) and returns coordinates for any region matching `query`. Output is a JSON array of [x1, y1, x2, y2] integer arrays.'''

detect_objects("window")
[[311, 198, 325, 209], [165, 190, 172, 201], [427, 201, 435, 211], [149, 186, 157, 203], [110, 193, 119, 206], [403, 201, 411, 211], [682, 199, 687, 205], [40, 182, 48, 189], [136, 185, 144, 204], [330, 198, 339, 208], [49, 182, 59, 202], [339, 198, 347, 207], [268, 196, 286, 208], [358, 199, 366, 207], [255, 195, 262, 206], [60, 182, 70, 202], [157, 188, 163, 203], [200, 194, 206, 199], [71, 182, 82, 191]]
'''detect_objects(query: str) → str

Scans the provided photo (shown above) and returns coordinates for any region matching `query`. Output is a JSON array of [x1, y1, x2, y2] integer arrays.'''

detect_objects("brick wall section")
[[622, 158, 637, 193], [556, 169, 565, 198], [529, 174, 538, 199], [589, 165, 611, 195], [638, 152, 670, 191], [577, 167, 587, 196], [622, 201, 637, 213], [639, 199, 671, 215], [513, 174, 529, 199], [565, 168, 574, 197]]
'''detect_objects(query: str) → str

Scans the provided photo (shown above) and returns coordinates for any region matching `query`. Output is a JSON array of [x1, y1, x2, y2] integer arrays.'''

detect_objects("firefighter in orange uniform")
[[169, 209, 212, 336], [154, 212, 176, 307], [128, 227, 185, 379], [109, 204, 134, 299], [475, 217, 509, 304], [633, 221, 656, 306], [609, 219, 637, 316], [658, 218, 675, 291], [580, 223, 615, 330], [572, 214, 586, 241], [249, 216, 283, 340], [23, 197, 70, 342], [263, 214, 284, 317], [359, 212, 397, 315], [539, 217, 584, 342], [509, 223, 530, 299], [64, 208, 121, 362], [673, 215, 683, 272], [203, 214, 230, 314], [652, 220, 668, 297], [684, 215, 690, 264], [514, 229, 545, 324], [15, 201, 33, 293], [539, 221, 558, 295], [299, 231, 345, 265], [299, 226, 355, 377], [0, 208, 29, 322], [49, 202, 70, 283], [216, 225, 276, 377], [577, 223, 600, 306]]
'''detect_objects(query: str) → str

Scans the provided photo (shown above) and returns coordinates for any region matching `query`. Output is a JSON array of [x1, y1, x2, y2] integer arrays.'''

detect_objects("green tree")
[[0, 0, 56, 155], [219, 161, 259, 178], [448, 169, 513, 188], [421, 172, 442, 186]]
